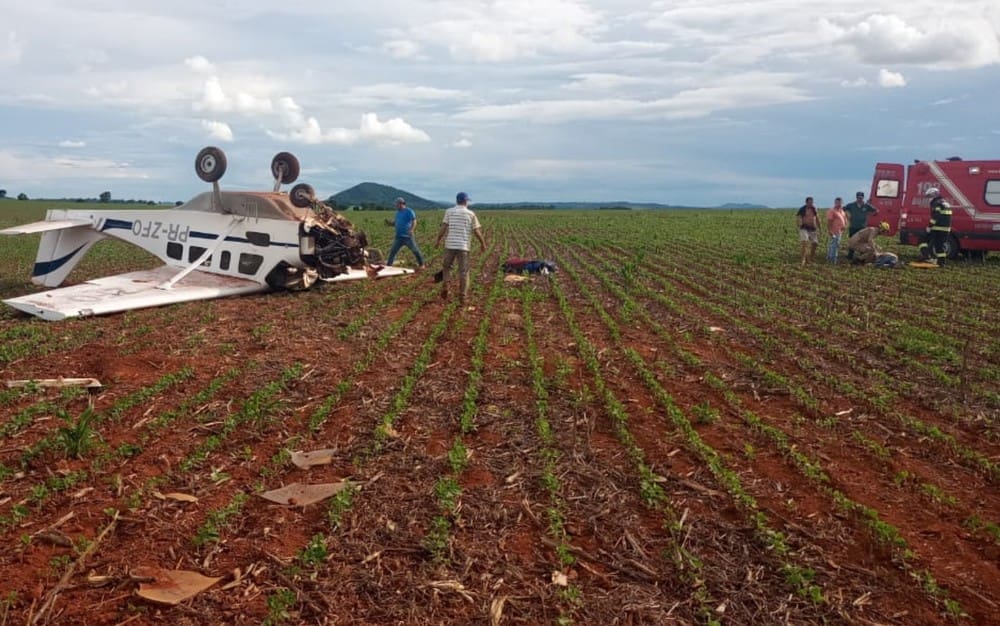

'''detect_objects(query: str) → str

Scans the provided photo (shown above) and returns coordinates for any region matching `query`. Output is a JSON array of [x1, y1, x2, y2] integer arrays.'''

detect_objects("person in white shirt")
[[435, 192, 486, 305]]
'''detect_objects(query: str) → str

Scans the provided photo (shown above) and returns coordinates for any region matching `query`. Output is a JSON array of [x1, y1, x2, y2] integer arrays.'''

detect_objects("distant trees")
[[0, 191, 167, 204]]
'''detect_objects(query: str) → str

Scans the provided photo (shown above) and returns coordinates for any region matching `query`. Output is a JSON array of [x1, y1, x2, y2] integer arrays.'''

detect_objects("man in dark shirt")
[[796, 196, 821, 265], [844, 191, 878, 260]]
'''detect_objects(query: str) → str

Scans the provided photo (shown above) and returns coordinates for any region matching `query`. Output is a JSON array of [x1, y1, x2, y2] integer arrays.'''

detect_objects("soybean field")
[[0, 202, 998, 625]]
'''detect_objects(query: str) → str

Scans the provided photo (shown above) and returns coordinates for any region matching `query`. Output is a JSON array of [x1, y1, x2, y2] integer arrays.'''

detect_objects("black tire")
[[270, 152, 300, 184], [290, 183, 315, 208], [944, 234, 960, 260], [195, 147, 227, 182]]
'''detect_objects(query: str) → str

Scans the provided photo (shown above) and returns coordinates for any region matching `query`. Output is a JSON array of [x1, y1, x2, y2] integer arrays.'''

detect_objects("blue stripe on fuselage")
[[100, 219, 296, 248], [33, 244, 86, 277]]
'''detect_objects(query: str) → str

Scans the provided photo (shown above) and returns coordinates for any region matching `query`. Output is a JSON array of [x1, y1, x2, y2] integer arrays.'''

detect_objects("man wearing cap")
[[435, 192, 486, 306], [844, 191, 878, 261], [386, 197, 425, 269]]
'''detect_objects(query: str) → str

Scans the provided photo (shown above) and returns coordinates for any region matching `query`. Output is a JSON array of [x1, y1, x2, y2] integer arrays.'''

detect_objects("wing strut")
[[158, 216, 246, 290]]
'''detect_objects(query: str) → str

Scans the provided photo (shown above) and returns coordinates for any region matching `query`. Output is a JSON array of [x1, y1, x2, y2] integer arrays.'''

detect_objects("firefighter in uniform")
[[921, 187, 952, 266]]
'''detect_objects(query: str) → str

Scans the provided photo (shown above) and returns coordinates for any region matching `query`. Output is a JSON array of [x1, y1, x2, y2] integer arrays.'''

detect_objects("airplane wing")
[[3, 266, 265, 321], [319, 265, 414, 282]]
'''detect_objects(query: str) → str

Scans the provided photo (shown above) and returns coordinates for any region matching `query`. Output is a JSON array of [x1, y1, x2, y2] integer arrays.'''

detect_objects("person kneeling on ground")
[[846, 221, 890, 265]]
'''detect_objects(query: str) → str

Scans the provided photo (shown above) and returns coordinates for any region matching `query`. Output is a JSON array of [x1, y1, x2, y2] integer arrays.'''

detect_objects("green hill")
[[329, 182, 446, 210], [327, 181, 770, 210]]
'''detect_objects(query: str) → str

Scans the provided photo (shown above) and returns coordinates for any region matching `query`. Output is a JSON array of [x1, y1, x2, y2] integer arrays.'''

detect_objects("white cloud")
[[1, 1, 999, 206], [201, 119, 233, 141], [644, 3, 831, 54], [85, 81, 130, 99], [878, 68, 906, 88], [358, 113, 431, 144], [383, 40, 422, 59], [194, 77, 273, 114], [58, 140, 86, 148], [457, 72, 811, 122], [405, 0, 605, 62], [1, 31, 23, 66], [268, 99, 430, 145], [232, 91, 272, 114], [829, 13, 1000, 69], [185, 56, 215, 73], [564, 73, 659, 91], [0, 150, 149, 182], [52, 156, 138, 173], [643, 3, 1000, 73], [342, 83, 465, 107]]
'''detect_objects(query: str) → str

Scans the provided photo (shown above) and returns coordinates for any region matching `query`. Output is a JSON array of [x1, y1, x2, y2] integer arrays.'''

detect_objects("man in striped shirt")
[[435, 192, 486, 305]]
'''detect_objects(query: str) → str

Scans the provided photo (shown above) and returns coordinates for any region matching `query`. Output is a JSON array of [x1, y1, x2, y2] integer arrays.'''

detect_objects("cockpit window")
[[238, 253, 264, 275]]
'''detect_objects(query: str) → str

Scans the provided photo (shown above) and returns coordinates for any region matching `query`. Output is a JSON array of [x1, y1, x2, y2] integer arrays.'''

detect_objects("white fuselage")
[[85, 209, 302, 284]]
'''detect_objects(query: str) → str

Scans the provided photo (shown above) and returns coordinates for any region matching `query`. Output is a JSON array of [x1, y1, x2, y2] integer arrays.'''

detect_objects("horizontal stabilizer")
[[0, 219, 93, 235], [3, 266, 265, 321]]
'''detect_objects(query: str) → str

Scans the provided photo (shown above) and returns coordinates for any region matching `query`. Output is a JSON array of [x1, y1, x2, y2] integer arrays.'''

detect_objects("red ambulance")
[[869, 158, 1000, 259]]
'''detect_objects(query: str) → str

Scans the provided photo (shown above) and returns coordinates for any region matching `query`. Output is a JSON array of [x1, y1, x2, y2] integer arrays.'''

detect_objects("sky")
[[1, 1, 999, 208]]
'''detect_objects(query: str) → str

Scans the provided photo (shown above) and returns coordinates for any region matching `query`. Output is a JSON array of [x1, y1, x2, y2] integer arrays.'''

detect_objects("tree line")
[[0, 190, 159, 205]]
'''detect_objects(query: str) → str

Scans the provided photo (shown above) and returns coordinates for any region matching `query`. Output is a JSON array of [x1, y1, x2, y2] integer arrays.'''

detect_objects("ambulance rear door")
[[871, 163, 905, 236]]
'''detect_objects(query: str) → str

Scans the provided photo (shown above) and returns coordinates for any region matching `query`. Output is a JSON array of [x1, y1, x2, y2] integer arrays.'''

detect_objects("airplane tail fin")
[[0, 216, 106, 287], [32, 225, 106, 287]]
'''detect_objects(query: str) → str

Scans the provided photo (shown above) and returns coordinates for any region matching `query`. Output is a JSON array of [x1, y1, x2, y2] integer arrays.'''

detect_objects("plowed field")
[[1, 205, 998, 625]]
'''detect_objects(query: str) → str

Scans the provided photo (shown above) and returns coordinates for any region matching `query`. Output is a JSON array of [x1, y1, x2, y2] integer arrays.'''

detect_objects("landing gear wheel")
[[195, 147, 227, 182], [944, 234, 960, 260], [290, 183, 315, 208], [270, 152, 300, 185]]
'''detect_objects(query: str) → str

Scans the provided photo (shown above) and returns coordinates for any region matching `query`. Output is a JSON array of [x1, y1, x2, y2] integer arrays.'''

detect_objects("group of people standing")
[[796, 191, 882, 265], [386, 192, 486, 306], [796, 188, 953, 267]]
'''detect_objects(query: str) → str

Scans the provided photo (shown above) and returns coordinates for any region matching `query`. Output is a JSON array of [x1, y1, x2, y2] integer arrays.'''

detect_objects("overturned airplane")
[[0, 147, 412, 321]]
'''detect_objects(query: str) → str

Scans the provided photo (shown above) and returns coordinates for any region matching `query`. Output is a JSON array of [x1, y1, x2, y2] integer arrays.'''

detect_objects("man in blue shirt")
[[386, 197, 425, 269]]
